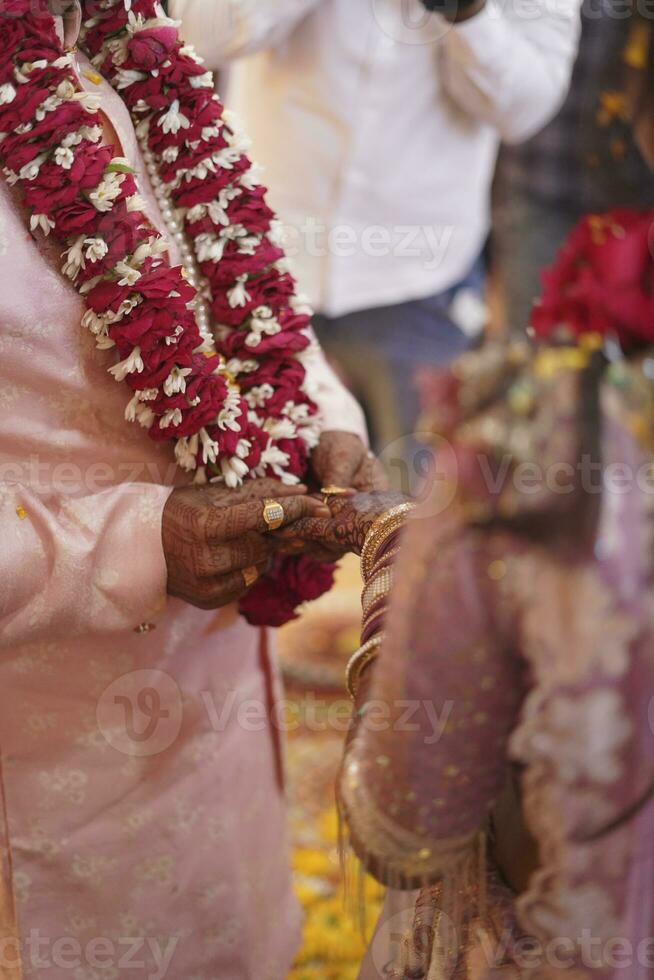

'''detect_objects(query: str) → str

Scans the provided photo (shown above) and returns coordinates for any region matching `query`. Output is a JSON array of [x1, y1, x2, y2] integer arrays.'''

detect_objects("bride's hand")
[[278, 491, 411, 557]]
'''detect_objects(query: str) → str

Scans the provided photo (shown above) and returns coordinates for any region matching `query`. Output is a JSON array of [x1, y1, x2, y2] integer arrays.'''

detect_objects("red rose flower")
[[53, 199, 101, 235], [0, 21, 27, 78], [0, 85, 50, 132], [19, 102, 91, 150], [110, 305, 179, 349], [239, 555, 336, 627], [136, 265, 195, 302], [173, 163, 249, 208], [128, 26, 179, 70], [83, 209, 146, 275], [207, 241, 285, 289], [243, 356, 305, 392], [530, 209, 654, 348], [225, 190, 274, 235], [86, 278, 131, 314]]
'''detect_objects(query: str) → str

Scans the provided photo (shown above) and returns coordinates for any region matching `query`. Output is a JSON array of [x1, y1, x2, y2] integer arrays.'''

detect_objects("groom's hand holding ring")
[[162, 479, 331, 610]]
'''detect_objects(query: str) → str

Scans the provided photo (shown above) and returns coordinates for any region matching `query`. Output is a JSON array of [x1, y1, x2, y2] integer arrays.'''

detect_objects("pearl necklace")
[[138, 134, 214, 349]]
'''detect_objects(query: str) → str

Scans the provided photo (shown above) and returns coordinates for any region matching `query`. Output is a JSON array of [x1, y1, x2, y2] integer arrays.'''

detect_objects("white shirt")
[[171, 0, 581, 317]]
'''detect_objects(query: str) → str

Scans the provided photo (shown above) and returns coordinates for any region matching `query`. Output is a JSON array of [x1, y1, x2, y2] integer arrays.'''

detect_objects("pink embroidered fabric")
[[344, 349, 654, 979], [0, 58, 307, 979]]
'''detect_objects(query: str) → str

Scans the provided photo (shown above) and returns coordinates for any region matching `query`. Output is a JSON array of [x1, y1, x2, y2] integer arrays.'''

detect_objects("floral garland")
[[0, 0, 335, 625]]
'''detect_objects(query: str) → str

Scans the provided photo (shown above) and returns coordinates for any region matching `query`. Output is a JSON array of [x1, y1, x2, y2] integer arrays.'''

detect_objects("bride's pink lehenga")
[[342, 340, 654, 979]]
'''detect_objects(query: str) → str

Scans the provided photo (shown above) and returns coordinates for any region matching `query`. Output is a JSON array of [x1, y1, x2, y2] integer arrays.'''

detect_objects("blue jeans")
[[313, 260, 485, 453]]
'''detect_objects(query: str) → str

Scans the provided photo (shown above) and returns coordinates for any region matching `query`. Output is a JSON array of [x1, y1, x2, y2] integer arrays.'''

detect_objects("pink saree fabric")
[[345, 350, 654, 979], [0, 54, 358, 979]]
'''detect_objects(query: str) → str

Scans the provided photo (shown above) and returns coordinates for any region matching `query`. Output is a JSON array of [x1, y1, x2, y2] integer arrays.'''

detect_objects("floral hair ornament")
[[530, 209, 654, 350]]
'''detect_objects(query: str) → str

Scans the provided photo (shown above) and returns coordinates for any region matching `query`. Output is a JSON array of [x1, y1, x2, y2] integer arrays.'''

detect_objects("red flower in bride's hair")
[[530, 209, 654, 348]]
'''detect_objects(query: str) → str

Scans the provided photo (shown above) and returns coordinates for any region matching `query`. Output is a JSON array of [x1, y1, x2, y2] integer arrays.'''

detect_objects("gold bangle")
[[346, 634, 385, 700], [362, 604, 389, 636], [361, 567, 393, 620], [361, 504, 415, 581], [361, 516, 406, 581], [367, 546, 401, 582]]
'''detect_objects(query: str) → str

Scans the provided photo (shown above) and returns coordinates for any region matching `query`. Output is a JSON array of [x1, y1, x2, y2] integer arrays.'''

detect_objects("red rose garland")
[[0, 0, 335, 625], [530, 209, 654, 348]]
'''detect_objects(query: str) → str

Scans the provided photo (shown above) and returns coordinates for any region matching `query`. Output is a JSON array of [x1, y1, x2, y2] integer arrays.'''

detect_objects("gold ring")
[[320, 486, 351, 499], [242, 565, 260, 588], [262, 499, 285, 531]]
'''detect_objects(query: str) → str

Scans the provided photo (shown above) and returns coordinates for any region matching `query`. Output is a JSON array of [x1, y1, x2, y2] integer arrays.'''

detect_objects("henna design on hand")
[[162, 479, 331, 610], [278, 491, 410, 557]]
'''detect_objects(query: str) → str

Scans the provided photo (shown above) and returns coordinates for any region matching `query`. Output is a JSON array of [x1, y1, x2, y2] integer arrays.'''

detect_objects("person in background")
[[169, 0, 581, 452], [495, 0, 654, 334]]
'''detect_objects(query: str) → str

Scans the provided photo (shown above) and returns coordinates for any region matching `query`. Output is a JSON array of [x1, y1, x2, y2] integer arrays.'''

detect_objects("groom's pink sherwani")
[[0, 56, 364, 980]]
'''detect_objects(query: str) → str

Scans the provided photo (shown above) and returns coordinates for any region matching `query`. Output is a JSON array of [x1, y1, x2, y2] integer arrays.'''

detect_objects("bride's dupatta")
[[340, 342, 654, 979]]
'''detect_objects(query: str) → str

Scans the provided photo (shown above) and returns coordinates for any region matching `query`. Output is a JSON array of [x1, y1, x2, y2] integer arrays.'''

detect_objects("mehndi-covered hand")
[[162, 480, 331, 609], [311, 431, 387, 493], [280, 490, 411, 557]]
